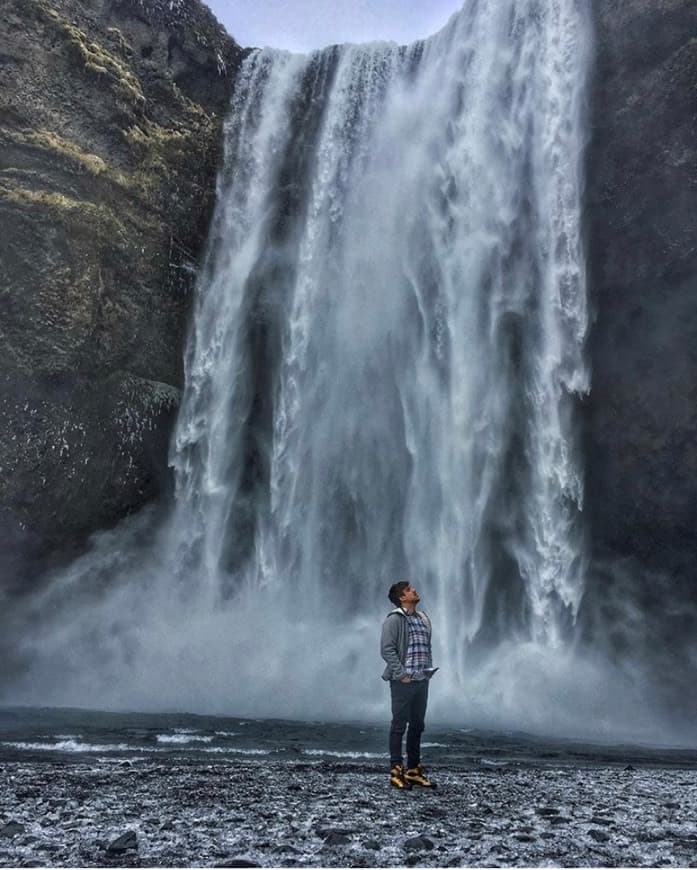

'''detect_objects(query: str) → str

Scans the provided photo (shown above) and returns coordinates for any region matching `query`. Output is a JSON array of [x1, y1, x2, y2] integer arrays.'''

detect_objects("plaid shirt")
[[403, 610, 432, 678]]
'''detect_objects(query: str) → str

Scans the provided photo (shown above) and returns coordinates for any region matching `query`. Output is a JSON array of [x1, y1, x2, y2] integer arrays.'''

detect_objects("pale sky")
[[204, 0, 464, 53]]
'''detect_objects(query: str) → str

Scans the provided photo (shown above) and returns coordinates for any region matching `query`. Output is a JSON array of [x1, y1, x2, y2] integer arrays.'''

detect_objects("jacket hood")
[[387, 607, 428, 618]]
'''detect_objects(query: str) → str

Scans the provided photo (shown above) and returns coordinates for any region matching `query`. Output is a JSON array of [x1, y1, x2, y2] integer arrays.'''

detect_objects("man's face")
[[399, 583, 420, 607]]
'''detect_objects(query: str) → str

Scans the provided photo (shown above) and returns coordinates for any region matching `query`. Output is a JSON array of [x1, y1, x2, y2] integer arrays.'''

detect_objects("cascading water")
[[5, 0, 623, 736], [172, 0, 590, 672]]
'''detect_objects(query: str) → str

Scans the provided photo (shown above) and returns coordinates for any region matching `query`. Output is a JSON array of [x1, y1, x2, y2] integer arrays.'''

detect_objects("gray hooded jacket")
[[380, 608, 432, 681]]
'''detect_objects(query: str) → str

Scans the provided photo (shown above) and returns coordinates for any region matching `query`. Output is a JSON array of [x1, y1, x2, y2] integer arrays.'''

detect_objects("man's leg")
[[405, 680, 428, 769], [404, 682, 434, 786], [389, 680, 412, 766]]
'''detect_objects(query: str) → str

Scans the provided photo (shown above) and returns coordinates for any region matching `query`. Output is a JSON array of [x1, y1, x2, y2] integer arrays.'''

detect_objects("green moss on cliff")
[[7, 129, 111, 178], [126, 116, 213, 188], [3, 121, 209, 218], [0, 182, 129, 240], [65, 30, 145, 110], [9, 0, 224, 229], [29, 0, 146, 111]]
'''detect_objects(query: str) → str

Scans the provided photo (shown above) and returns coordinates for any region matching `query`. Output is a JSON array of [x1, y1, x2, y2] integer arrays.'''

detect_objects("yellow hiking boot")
[[389, 763, 412, 789], [404, 764, 435, 787]]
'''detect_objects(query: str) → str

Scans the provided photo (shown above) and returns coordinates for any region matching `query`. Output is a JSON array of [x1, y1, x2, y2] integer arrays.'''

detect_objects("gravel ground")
[[1, 759, 697, 867]]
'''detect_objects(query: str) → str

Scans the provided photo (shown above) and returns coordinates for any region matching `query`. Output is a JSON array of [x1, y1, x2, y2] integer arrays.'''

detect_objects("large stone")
[[107, 830, 138, 853], [322, 832, 351, 847], [0, 0, 244, 586], [214, 862, 261, 869], [0, 821, 25, 838], [404, 835, 435, 851]]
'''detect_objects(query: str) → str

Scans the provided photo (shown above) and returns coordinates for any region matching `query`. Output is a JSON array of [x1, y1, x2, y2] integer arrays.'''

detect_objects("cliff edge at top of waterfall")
[[0, 0, 245, 587]]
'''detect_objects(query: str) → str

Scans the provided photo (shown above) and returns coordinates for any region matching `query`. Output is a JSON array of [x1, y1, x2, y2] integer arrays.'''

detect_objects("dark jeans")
[[389, 679, 428, 768]]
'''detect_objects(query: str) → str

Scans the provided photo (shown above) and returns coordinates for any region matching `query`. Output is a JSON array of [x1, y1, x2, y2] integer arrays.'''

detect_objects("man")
[[380, 580, 436, 789]]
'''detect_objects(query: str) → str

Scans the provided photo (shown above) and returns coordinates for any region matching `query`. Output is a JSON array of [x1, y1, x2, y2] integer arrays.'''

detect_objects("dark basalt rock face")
[[581, 2, 697, 721], [0, 0, 244, 586], [585, 0, 697, 582]]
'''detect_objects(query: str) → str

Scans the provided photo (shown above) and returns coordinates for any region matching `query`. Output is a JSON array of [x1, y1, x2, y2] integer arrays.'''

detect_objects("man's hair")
[[388, 580, 410, 607]]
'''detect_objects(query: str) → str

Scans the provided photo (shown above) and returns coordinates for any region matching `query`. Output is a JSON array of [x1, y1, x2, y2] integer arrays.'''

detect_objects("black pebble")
[[421, 806, 447, 819], [315, 826, 353, 837], [214, 860, 260, 868], [0, 821, 25, 838], [323, 832, 350, 846], [363, 839, 380, 850], [107, 831, 138, 853], [588, 828, 611, 842], [405, 835, 435, 851]]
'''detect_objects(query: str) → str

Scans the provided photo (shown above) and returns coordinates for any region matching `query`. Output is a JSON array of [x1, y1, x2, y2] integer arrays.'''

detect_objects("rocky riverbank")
[[1, 758, 696, 867]]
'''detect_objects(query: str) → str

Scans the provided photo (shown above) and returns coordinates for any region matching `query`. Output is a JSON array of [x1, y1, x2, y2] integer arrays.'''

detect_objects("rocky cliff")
[[585, 0, 697, 581], [0, 0, 243, 586]]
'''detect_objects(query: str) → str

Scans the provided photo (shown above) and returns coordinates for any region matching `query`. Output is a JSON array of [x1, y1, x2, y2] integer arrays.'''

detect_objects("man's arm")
[[380, 615, 408, 681]]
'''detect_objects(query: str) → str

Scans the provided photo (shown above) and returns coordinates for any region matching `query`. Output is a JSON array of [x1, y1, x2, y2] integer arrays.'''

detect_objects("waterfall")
[[4, 0, 608, 735], [173, 0, 590, 656]]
